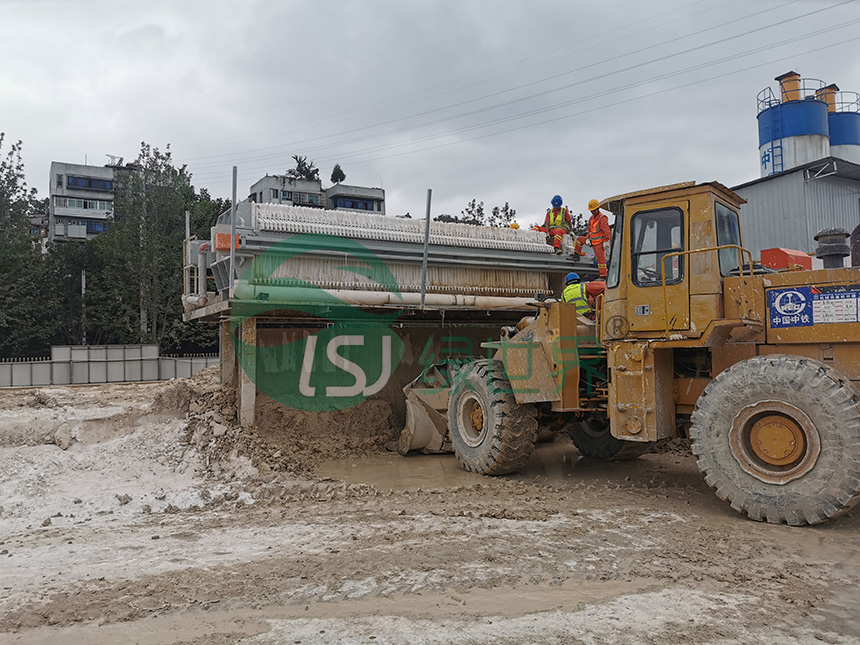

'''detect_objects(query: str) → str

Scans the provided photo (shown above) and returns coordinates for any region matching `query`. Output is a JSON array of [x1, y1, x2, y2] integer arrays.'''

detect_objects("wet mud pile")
[[170, 368, 400, 480]]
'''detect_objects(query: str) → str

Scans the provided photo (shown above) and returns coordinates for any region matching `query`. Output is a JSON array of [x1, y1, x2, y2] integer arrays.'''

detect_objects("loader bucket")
[[390, 365, 458, 455]]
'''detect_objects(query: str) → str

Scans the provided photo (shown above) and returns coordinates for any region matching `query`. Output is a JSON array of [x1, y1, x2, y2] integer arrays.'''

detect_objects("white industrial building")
[[733, 157, 860, 258]]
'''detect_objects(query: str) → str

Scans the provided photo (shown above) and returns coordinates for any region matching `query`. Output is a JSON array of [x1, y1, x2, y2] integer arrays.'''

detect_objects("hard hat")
[[565, 272, 580, 284], [510, 222, 519, 229], [588, 199, 600, 211], [551, 195, 563, 208]]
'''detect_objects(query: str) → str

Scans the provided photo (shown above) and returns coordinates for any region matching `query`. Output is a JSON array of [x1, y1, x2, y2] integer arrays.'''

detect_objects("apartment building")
[[48, 162, 116, 242]]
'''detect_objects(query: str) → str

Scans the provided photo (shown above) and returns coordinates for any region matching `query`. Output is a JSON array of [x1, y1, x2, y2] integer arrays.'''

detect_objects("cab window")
[[630, 208, 684, 287], [715, 201, 742, 276], [606, 212, 623, 289]]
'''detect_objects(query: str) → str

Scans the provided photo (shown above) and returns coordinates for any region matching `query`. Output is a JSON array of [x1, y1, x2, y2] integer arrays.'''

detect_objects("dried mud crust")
[[447, 360, 539, 475], [690, 354, 860, 526], [153, 366, 221, 414]]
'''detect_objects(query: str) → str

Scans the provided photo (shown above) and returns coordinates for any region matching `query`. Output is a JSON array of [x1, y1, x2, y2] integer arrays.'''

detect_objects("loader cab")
[[602, 182, 746, 341]]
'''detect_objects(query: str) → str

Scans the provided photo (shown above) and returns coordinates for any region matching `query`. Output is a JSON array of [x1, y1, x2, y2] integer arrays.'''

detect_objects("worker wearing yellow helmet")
[[573, 198, 611, 278]]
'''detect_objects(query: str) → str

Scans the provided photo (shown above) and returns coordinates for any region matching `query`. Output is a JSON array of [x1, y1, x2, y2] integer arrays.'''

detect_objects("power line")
[[190, 3, 855, 182], [312, 35, 860, 169], [191, 27, 860, 189], [179, 0, 723, 154], [184, 0, 804, 167], [186, 0, 800, 166]]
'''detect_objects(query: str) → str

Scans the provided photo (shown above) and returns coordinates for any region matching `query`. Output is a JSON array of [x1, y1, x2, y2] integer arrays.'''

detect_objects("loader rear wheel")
[[568, 416, 652, 460], [447, 360, 539, 475], [690, 355, 860, 526]]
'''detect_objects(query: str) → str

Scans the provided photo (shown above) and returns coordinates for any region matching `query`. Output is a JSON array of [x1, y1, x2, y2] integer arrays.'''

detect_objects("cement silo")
[[826, 85, 860, 164], [757, 72, 860, 176], [757, 72, 830, 177]]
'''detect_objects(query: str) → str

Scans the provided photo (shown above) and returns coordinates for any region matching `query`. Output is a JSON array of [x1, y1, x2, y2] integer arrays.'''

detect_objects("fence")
[[0, 345, 219, 388]]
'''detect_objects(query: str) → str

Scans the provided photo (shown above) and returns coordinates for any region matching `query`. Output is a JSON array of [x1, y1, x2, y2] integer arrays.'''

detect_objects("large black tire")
[[447, 360, 539, 475], [568, 416, 652, 460], [690, 354, 860, 526]]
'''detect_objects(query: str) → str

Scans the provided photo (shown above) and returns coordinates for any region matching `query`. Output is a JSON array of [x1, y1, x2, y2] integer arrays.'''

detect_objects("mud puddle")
[[315, 451, 479, 491], [314, 442, 693, 491]]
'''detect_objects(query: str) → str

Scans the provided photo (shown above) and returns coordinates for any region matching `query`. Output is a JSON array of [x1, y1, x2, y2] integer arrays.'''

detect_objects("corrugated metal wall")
[[735, 171, 860, 256], [736, 172, 808, 255], [804, 175, 860, 251]]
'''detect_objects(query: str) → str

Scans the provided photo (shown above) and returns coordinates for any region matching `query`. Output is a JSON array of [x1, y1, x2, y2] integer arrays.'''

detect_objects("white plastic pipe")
[[232, 283, 536, 310], [197, 251, 206, 296]]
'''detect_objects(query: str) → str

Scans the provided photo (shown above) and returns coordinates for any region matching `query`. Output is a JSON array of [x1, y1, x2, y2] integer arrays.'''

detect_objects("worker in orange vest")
[[574, 198, 611, 277], [536, 195, 572, 254]]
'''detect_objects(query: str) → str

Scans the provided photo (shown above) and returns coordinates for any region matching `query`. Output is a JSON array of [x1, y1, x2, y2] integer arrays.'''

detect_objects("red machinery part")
[[761, 247, 812, 271]]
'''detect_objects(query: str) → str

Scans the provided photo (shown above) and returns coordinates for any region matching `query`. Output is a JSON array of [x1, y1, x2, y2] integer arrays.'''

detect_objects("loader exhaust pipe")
[[814, 228, 850, 269]]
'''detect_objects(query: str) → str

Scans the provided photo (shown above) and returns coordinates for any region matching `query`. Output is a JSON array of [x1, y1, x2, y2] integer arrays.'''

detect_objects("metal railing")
[[757, 78, 859, 114], [833, 90, 860, 114], [757, 77, 826, 113], [659, 244, 754, 339]]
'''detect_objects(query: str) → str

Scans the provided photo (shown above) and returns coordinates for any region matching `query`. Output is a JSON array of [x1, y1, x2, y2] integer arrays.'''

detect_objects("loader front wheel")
[[447, 360, 539, 475], [568, 416, 652, 460], [691, 355, 860, 525]]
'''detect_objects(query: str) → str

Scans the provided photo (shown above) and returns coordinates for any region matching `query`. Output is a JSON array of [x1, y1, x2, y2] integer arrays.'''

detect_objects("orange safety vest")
[[588, 212, 608, 244], [546, 207, 570, 231]]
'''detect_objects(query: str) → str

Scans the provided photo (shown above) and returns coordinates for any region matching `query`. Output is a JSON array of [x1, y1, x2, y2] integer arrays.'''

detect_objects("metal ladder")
[[768, 104, 784, 176]]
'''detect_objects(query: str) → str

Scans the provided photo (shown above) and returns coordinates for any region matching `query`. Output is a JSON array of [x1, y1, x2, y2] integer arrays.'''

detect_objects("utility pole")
[[81, 268, 87, 346], [420, 189, 432, 309]]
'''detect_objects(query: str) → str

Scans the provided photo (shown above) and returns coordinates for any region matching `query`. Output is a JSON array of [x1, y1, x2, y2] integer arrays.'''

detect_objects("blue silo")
[[827, 86, 860, 164], [757, 72, 830, 177]]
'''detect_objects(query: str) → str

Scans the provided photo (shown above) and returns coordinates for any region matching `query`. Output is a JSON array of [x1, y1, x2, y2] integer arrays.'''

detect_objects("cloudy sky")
[[2, 0, 859, 224]]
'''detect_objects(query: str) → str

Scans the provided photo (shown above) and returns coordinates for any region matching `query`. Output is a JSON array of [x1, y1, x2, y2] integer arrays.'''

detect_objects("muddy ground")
[[1, 370, 859, 644]]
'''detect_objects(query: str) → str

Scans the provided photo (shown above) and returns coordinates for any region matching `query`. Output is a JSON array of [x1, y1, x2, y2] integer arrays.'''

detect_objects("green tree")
[[0, 134, 55, 357], [110, 142, 195, 345], [286, 154, 320, 181], [190, 187, 230, 238], [488, 202, 516, 228], [330, 163, 346, 185], [43, 242, 89, 346], [435, 199, 518, 227], [461, 199, 484, 225]]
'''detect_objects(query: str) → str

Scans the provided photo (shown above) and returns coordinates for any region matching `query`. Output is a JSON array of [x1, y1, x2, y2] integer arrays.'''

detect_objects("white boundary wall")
[[0, 345, 218, 388]]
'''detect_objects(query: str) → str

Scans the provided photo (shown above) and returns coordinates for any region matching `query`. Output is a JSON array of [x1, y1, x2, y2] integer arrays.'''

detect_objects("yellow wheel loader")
[[398, 181, 860, 526]]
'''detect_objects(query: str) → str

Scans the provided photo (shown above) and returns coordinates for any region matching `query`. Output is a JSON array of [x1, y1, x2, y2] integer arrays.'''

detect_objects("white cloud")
[[2, 0, 858, 218]]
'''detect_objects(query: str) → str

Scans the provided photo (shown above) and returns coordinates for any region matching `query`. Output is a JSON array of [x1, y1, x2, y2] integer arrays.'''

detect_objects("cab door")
[[625, 203, 689, 333]]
